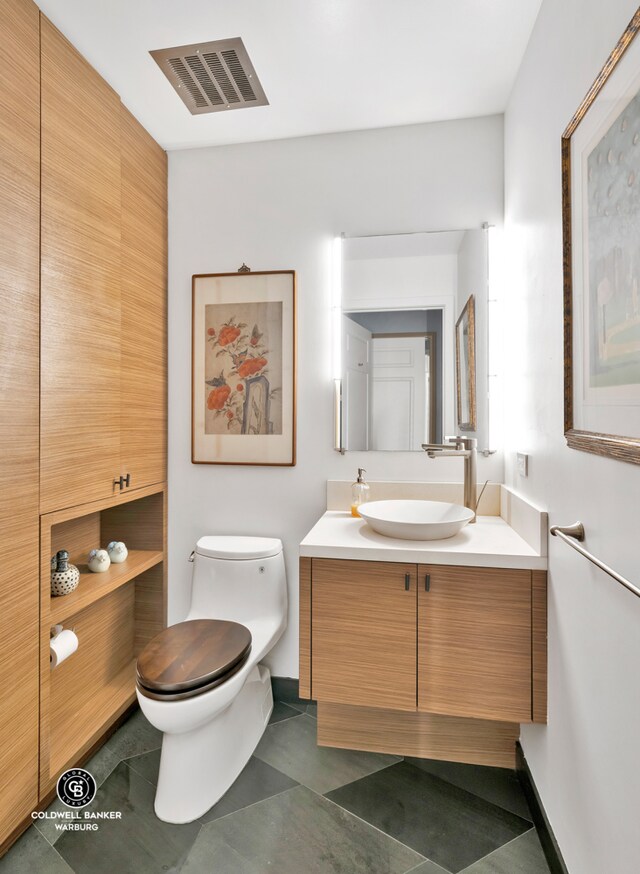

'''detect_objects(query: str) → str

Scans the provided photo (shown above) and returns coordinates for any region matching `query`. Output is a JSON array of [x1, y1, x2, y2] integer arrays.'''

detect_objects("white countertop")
[[300, 511, 547, 570]]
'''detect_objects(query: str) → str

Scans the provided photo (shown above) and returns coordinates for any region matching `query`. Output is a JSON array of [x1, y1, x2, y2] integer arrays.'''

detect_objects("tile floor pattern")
[[0, 697, 552, 874]]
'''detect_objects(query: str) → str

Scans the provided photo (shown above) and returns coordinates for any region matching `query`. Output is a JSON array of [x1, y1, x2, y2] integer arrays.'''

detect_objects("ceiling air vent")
[[150, 38, 268, 115]]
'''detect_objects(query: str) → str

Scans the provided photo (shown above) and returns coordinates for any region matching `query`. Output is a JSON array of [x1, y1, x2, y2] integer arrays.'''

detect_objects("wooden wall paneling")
[[317, 702, 518, 769], [299, 558, 312, 699], [312, 559, 417, 711], [120, 105, 167, 491], [532, 570, 548, 723], [40, 15, 122, 514], [0, 0, 41, 845], [418, 565, 532, 723]]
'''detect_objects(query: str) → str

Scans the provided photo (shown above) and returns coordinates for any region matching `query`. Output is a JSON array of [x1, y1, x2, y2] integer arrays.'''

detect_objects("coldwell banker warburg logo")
[[31, 768, 122, 833], [57, 768, 96, 808]]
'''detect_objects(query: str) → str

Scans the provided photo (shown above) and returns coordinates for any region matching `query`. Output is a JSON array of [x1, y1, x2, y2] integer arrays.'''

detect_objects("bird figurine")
[[87, 548, 111, 573], [107, 541, 128, 564]]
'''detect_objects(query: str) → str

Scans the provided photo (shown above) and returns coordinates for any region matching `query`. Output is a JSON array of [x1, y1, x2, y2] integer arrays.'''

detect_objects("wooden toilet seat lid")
[[136, 619, 252, 694]]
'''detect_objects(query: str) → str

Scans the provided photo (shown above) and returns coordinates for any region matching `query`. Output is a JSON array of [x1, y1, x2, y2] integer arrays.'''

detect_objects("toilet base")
[[153, 663, 273, 823]]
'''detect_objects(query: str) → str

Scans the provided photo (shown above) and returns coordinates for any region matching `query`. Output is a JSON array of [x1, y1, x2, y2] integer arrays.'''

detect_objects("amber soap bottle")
[[351, 469, 370, 517]]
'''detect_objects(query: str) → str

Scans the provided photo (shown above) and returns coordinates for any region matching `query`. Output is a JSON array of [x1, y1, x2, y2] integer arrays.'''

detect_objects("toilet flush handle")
[[188, 551, 195, 562]]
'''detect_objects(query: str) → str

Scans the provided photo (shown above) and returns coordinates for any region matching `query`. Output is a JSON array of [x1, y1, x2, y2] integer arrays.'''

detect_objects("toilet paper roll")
[[50, 629, 79, 668]]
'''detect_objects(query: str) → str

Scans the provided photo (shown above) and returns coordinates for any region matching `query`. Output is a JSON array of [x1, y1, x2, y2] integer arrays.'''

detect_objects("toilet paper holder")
[[50, 623, 75, 637], [49, 624, 79, 668]]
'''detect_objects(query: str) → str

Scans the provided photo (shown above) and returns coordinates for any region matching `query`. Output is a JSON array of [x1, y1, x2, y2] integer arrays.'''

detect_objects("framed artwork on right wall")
[[562, 9, 640, 464]]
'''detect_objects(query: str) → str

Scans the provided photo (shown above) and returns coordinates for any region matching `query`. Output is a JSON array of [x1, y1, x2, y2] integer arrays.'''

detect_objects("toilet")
[[136, 535, 287, 823]]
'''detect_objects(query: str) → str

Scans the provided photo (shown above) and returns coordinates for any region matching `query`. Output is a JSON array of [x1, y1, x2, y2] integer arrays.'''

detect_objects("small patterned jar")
[[51, 550, 80, 597]]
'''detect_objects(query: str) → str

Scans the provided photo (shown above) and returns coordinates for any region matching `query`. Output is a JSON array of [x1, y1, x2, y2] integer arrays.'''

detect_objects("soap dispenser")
[[351, 468, 370, 517]]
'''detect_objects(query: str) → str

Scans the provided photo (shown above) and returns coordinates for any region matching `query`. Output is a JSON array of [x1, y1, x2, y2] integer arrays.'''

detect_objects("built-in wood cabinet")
[[39, 485, 166, 797], [418, 564, 532, 722], [40, 17, 123, 514], [0, 0, 41, 847], [120, 107, 167, 490], [40, 20, 168, 515], [0, 5, 168, 854], [312, 559, 417, 711], [301, 556, 547, 768]]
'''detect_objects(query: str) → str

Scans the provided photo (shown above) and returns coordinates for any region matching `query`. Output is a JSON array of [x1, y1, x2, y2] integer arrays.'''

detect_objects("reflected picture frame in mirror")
[[455, 294, 477, 431]]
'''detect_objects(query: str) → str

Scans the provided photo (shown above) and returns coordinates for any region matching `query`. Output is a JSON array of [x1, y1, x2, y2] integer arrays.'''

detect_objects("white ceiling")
[[36, 0, 542, 151]]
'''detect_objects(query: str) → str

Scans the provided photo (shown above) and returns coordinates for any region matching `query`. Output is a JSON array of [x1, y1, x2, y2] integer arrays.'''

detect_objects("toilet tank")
[[187, 536, 287, 625]]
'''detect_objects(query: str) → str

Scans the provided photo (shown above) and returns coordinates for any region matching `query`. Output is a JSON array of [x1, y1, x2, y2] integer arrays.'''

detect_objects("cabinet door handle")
[[405, 573, 411, 591], [114, 474, 131, 491], [425, 573, 431, 591]]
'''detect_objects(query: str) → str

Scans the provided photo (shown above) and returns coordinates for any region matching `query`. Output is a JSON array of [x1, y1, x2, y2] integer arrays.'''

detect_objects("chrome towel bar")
[[550, 522, 640, 599]]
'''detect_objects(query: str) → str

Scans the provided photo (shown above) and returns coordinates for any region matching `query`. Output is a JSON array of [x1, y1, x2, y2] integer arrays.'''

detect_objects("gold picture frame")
[[192, 270, 296, 465], [562, 9, 640, 464], [455, 294, 476, 431]]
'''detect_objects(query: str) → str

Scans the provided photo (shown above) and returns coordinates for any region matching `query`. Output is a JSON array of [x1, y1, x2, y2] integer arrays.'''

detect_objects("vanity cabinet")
[[301, 556, 547, 768], [312, 560, 417, 711], [417, 564, 532, 723]]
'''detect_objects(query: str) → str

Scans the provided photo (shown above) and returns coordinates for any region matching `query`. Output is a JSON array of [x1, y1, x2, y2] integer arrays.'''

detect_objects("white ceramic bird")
[[107, 541, 128, 563], [87, 548, 111, 573]]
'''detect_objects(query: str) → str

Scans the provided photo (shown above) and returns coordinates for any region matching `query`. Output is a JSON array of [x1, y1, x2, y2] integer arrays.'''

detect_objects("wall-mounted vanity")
[[299, 482, 547, 769]]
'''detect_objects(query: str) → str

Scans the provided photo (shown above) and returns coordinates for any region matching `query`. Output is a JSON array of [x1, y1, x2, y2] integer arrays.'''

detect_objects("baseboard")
[[516, 743, 569, 874], [271, 676, 313, 707]]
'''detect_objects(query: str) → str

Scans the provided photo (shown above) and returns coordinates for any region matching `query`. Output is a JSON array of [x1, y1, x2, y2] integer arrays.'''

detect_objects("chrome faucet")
[[421, 436, 478, 522]]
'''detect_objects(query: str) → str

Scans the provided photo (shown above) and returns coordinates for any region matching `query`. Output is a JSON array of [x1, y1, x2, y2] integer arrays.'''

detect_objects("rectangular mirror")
[[336, 227, 490, 452]]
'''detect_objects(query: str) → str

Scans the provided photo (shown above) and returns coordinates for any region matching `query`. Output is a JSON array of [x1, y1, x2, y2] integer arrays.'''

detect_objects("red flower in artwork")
[[207, 327, 216, 337], [236, 384, 244, 392], [250, 337, 259, 346], [226, 410, 234, 419], [207, 385, 231, 410], [237, 356, 268, 379], [218, 325, 241, 346]]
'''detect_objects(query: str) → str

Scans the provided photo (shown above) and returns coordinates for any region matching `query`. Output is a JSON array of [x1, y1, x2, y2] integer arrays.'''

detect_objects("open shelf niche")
[[39, 483, 166, 795]]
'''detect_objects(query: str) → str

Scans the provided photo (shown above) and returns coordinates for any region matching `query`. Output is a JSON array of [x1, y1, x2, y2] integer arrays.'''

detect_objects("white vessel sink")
[[357, 499, 474, 541]]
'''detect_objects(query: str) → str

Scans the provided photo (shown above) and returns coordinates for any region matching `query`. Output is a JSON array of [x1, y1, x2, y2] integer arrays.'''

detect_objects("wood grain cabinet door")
[[40, 17, 122, 513], [0, 0, 41, 845], [119, 107, 167, 490], [312, 559, 417, 711], [418, 565, 532, 722]]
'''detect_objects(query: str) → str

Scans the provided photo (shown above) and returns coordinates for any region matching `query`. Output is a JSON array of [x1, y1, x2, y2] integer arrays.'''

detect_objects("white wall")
[[504, 1, 640, 872], [456, 229, 489, 444], [343, 253, 458, 309], [169, 115, 504, 676]]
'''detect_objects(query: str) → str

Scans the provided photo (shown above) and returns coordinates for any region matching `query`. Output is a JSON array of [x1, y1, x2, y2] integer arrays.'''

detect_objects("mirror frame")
[[455, 294, 477, 431]]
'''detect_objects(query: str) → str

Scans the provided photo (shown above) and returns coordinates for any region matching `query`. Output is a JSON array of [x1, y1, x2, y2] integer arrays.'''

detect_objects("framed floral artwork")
[[562, 9, 640, 463], [192, 270, 296, 465]]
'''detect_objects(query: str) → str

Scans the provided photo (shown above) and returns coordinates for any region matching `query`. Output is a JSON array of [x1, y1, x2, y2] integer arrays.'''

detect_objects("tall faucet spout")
[[422, 436, 478, 522]]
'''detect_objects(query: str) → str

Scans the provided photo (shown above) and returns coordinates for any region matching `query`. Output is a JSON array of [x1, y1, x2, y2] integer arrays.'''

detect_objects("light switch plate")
[[517, 452, 528, 477]]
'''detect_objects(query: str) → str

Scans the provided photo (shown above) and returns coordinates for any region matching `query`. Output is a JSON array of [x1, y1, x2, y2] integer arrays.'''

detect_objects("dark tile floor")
[[0, 697, 552, 874]]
